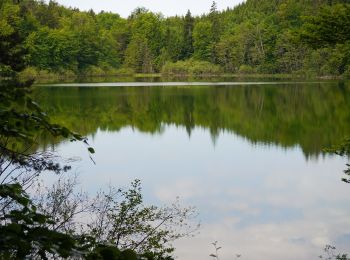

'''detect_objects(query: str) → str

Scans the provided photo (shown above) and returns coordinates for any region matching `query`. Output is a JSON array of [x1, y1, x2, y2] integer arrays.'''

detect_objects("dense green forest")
[[1, 0, 350, 78]]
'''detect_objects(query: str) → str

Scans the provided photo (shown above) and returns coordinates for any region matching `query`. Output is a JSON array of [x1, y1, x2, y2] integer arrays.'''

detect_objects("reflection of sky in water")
[[47, 125, 350, 260]]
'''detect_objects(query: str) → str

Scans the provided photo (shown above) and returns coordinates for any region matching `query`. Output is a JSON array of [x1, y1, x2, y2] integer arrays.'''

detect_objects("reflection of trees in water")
[[34, 82, 350, 158]]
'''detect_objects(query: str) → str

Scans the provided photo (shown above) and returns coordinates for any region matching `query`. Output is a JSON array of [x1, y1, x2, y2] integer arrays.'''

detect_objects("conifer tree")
[[181, 10, 194, 59]]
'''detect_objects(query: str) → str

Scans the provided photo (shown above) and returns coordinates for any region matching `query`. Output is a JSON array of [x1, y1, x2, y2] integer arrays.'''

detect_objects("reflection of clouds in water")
[[174, 214, 347, 259], [167, 166, 350, 259], [214, 202, 261, 216], [51, 126, 350, 259], [155, 179, 204, 202]]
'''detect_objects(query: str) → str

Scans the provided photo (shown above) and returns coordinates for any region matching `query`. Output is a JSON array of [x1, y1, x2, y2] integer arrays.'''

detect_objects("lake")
[[33, 80, 350, 259]]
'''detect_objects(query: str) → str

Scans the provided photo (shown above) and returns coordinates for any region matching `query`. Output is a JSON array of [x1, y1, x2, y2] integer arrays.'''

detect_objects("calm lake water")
[[34, 81, 350, 259]]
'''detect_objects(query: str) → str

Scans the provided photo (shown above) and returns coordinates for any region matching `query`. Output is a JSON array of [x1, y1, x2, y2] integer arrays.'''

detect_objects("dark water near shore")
[[34, 81, 350, 259]]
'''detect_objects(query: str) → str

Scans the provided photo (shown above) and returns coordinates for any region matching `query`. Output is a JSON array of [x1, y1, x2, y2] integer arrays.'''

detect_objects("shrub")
[[19, 67, 77, 80], [238, 65, 256, 75], [82, 66, 135, 77], [83, 66, 107, 76], [162, 59, 222, 76], [18, 66, 39, 80], [343, 65, 350, 79], [114, 67, 135, 76]]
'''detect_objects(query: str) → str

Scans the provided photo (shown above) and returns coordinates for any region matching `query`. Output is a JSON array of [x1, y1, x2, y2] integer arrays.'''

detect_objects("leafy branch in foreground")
[[326, 137, 350, 183], [209, 241, 241, 260], [0, 79, 95, 158], [0, 183, 82, 259], [88, 179, 199, 257], [209, 241, 221, 260], [33, 176, 199, 259], [1, 170, 197, 259], [319, 245, 350, 260], [0, 78, 93, 259], [0, 77, 197, 259]]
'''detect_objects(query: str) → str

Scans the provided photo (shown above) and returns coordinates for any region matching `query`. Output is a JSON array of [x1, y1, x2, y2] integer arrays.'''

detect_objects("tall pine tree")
[[180, 10, 194, 59]]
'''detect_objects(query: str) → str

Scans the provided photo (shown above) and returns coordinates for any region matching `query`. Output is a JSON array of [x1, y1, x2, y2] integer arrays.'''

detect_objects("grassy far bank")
[[16, 57, 350, 83], [17, 64, 350, 84]]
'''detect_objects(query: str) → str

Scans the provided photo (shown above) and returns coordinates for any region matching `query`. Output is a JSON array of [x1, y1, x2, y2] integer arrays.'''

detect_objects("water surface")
[[34, 81, 350, 259]]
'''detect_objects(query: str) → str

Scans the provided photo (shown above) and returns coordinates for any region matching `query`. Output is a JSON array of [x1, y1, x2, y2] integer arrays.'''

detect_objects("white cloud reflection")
[[52, 126, 350, 259]]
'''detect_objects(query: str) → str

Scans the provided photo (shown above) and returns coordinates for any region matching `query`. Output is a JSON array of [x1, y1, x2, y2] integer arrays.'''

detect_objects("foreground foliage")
[[319, 245, 350, 260], [329, 137, 350, 183], [0, 77, 196, 258]]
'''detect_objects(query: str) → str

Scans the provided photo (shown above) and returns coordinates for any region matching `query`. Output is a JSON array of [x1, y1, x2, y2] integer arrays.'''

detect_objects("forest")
[[1, 0, 350, 78], [1, 0, 350, 259]]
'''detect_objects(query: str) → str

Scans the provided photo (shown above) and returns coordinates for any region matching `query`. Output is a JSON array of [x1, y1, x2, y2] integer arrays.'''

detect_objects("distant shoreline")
[[17, 72, 345, 84]]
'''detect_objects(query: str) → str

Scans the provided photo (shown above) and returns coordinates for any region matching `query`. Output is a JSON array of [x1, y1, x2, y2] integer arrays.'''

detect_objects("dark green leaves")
[[0, 183, 30, 207], [0, 182, 81, 259], [300, 4, 350, 48]]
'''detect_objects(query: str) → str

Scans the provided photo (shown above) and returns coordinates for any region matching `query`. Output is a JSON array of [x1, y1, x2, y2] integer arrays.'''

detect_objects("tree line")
[[1, 0, 350, 78]]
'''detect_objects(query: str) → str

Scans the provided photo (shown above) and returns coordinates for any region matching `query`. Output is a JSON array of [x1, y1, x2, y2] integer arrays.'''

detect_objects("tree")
[[216, 34, 244, 72], [32, 173, 198, 259], [180, 10, 194, 60], [125, 10, 164, 72], [299, 4, 350, 75], [208, 1, 221, 63], [87, 180, 198, 257], [0, 1, 27, 76], [4, 0, 350, 78], [71, 12, 100, 71], [96, 12, 129, 67], [26, 28, 79, 71], [124, 35, 154, 73], [300, 4, 350, 47], [162, 17, 183, 62], [193, 21, 213, 61], [275, 30, 306, 73]]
